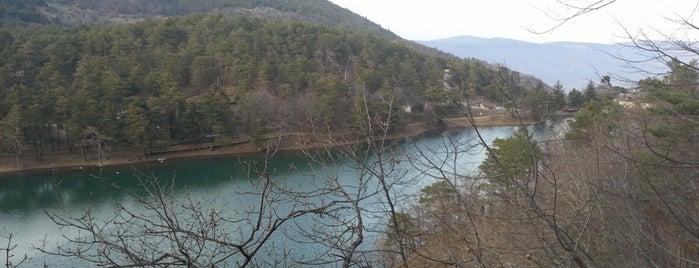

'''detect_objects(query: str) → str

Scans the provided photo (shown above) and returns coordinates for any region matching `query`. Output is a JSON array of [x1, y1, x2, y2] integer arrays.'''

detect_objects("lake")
[[0, 124, 557, 266]]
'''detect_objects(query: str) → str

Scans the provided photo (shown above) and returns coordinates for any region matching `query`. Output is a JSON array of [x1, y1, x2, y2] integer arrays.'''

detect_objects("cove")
[[0, 124, 556, 266]]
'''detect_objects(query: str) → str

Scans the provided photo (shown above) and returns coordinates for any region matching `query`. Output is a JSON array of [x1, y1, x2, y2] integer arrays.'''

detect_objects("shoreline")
[[0, 115, 535, 175]]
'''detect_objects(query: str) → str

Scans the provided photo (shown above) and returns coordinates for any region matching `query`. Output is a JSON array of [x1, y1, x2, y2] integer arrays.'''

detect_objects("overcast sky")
[[328, 0, 699, 44]]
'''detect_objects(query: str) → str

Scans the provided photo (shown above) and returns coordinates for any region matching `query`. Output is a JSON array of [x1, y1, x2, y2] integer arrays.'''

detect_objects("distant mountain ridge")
[[418, 36, 659, 90]]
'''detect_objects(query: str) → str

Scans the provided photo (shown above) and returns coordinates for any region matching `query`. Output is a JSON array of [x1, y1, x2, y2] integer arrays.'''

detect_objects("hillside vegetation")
[[390, 59, 699, 267], [0, 12, 551, 159], [0, 0, 392, 36]]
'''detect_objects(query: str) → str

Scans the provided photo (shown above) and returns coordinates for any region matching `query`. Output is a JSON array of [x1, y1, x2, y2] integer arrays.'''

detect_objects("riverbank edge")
[[0, 115, 536, 175]]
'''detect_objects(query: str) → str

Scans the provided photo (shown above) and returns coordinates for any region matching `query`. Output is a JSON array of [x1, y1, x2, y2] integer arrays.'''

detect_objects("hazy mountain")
[[419, 36, 660, 90]]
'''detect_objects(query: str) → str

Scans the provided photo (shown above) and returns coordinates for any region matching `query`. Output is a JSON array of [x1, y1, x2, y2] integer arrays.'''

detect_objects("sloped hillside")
[[0, 2, 551, 157], [0, 15, 443, 147], [1, 0, 393, 37]]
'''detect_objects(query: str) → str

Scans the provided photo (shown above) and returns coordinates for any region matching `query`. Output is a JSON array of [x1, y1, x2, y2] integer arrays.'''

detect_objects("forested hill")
[[0, 0, 392, 37], [0, 14, 528, 151], [0, 1, 552, 158]]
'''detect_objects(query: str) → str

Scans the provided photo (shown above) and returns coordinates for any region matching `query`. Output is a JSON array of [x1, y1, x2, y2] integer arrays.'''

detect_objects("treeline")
[[1, 0, 389, 37], [0, 15, 524, 157], [50, 0, 354, 18], [0, 0, 51, 26]]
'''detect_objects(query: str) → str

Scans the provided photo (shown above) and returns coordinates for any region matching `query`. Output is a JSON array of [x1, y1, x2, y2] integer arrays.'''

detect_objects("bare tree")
[[378, 91, 606, 267], [35, 82, 426, 268], [80, 126, 111, 166], [530, 0, 618, 34], [1, 231, 26, 268], [37, 148, 337, 267], [397, 89, 699, 267], [293, 82, 421, 267], [0, 105, 24, 170], [401, 129, 495, 267], [517, 3, 699, 266]]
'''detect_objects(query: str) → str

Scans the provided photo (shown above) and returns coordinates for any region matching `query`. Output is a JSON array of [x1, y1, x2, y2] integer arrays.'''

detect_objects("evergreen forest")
[[0, 12, 553, 158]]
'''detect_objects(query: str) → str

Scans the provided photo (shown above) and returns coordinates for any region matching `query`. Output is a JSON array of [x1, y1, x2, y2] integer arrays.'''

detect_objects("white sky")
[[328, 0, 699, 43]]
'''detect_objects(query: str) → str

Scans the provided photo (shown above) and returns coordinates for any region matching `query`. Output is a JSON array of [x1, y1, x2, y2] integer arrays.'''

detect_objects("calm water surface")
[[0, 125, 556, 266]]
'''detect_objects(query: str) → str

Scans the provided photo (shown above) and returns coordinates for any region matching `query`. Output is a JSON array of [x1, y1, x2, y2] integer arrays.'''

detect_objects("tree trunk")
[[13, 138, 22, 170], [54, 123, 61, 151], [32, 141, 43, 161], [38, 140, 43, 161], [97, 141, 104, 167], [67, 133, 72, 153]]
